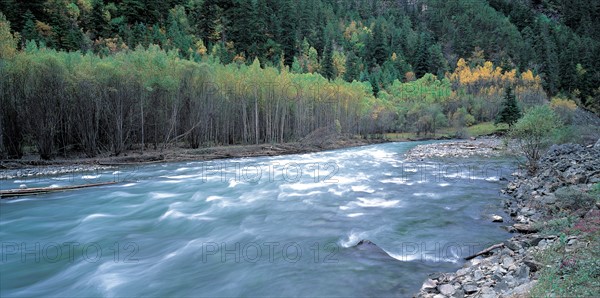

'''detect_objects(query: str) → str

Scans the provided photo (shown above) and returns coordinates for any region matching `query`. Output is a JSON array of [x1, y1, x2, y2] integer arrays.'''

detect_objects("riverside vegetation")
[[2, 0, 600, 161]]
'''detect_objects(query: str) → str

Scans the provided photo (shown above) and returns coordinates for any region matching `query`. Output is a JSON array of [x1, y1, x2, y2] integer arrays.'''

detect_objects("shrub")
[[550, 97, 578, 124], [509, 105, 562, 174], [554, 186, 596, 211]]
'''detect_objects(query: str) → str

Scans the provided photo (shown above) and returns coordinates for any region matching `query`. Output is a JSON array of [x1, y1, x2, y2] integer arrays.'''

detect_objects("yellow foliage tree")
[[0, 13, 18, 59]]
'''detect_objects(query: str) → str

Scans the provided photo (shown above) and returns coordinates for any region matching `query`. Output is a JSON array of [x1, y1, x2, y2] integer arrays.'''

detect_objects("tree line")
[[1, 11, 551, 160]]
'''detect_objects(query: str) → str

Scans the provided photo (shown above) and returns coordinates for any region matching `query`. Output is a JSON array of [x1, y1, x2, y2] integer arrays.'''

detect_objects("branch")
[[464, 243, 504, 260]]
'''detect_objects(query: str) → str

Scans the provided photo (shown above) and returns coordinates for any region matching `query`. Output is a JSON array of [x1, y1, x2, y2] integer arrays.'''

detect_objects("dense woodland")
[[0, 0, 598, 159]]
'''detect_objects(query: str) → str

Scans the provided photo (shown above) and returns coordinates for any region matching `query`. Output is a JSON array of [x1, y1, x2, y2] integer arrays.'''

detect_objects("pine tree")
[[89, 0, 109, 39], [279, 0, 297, 66], [495, 86, 522, 128], [369, 21, 388, 67], [413, 32, 431, 79], [197, 0, 220, 44], [344, 51, 360, 82], [321, 40, 334, 80], [21, 10, 40, 44]]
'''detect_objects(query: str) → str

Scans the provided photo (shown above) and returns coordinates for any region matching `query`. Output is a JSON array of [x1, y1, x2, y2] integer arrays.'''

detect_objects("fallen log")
[[0, 181, 118, 198], [513, 223, 539, 233], [464, 243, 504, 260]]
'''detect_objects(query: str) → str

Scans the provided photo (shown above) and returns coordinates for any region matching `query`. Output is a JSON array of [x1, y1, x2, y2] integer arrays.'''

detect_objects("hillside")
[[1, 0, 599, 113]]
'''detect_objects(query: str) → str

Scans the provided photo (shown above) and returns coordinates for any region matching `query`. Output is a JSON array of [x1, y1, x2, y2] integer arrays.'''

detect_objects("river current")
[[0, 141, 514, 297]]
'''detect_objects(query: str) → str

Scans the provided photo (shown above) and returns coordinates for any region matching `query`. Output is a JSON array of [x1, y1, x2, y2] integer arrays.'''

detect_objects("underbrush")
[[530, 185, 600, 297]]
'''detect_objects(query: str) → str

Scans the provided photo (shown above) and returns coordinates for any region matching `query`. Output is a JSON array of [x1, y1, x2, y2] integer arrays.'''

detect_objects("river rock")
[[494, 280, 509, 293], [491, 215, 504, 222], [463, 283, 478, 294], [501, 256, 515, 269], [422, 279, 438, 291], [476, 287, 496, 298], [515, 265, 530, 281], [473, 270, 484, 281], [438, 284, 455, 296]]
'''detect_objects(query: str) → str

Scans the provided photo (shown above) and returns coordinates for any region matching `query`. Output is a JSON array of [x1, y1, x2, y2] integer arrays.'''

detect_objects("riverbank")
[[0, 134, 387, 180], [415, 141, 600, 297]]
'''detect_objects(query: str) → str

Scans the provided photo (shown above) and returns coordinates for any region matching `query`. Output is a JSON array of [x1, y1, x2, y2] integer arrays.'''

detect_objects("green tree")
[[321, 40, 334, 80], [509, 105, 562, 174], [344, 51, 361, 82], [367, 20, 388, 68], [21, 10, 41, 44], [279, 0, 297, 66], [495, 86, 522, 128]]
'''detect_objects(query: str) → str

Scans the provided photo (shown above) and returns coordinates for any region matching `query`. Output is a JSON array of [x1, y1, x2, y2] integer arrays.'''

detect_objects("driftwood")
[[513, 224, 539, 233], [464, 243, 505, 260], [0, 181, 118, 198]]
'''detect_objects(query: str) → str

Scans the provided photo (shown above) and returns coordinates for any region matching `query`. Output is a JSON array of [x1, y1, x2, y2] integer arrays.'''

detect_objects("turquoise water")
[[0, 142, 514, 297]]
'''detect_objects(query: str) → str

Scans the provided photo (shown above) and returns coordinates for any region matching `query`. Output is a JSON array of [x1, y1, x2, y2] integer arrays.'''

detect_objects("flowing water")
[[0, 141, 514, 297]]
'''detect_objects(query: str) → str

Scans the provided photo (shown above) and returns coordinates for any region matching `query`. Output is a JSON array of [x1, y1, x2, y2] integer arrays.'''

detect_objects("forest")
[[0, 0, 598, 159]]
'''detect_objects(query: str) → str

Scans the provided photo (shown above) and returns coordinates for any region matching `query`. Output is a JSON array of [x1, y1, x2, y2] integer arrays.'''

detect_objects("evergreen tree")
[[321, 40, 334, 80], [21, 10, 40, 44], [89, 0, 109, 39], [279, 0, 297, 66], [344, 51, 360, 82], [413, 32, 431, 78], [197, 0, 220, 43], [367, 20, 388, 68], [495, 86, 522, 128]]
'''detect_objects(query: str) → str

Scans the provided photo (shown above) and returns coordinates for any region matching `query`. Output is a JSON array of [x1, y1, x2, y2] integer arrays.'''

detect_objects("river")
[[0, 141, 514, 297]]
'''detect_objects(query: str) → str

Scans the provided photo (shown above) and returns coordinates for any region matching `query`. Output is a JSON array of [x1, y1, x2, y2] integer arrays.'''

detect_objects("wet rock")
[[491, 215, 504, 222]]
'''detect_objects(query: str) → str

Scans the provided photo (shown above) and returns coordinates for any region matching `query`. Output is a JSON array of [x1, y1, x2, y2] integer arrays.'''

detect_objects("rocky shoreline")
[[404, 136, 514, 160], [415, 141, 600, 298]]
